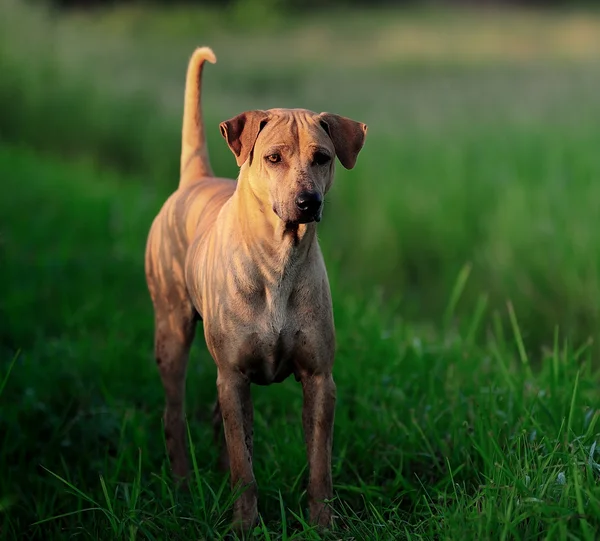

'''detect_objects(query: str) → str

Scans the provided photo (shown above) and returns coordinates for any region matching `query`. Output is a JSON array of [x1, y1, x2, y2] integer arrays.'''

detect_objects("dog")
[[145, 46, 367, 532]]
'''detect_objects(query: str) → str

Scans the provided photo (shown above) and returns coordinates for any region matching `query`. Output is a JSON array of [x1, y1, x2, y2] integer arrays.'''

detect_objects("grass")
[[2, 0, 600, 538], [2, 0, 600, 350], [2, 144, 600, 540]]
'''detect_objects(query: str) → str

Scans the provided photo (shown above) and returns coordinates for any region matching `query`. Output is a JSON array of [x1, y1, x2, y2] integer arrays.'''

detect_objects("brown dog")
[[145, 46, 367, 531]]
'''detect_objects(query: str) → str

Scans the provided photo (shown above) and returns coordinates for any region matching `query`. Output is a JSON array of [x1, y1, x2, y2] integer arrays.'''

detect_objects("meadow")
[[2, 0, 600, 538]]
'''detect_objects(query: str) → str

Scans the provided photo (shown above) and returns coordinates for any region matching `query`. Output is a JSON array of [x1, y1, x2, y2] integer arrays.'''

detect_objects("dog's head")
[[220, 108, 367, 225]]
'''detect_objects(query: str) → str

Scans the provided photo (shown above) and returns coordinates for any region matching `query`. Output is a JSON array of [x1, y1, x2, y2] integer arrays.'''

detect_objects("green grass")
[[3, 0, 600, 538], [2, 144, 600, 540], [2, 0, 600, 350]]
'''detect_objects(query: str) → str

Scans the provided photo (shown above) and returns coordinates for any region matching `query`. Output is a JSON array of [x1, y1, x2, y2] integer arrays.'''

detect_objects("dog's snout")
[[295, 191, 322, 216]]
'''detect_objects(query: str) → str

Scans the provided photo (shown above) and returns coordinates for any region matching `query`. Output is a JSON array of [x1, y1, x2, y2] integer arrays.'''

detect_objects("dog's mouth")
[[294, 214, 321, 225], [272, 206, 322, 226]]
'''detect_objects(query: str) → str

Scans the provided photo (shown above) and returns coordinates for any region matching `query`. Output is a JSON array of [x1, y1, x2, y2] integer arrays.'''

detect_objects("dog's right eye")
[[266, 153, 281, 164]]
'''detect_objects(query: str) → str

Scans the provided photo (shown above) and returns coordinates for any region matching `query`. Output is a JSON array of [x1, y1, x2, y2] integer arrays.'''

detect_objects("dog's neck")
[[229, 175, 317, 280]]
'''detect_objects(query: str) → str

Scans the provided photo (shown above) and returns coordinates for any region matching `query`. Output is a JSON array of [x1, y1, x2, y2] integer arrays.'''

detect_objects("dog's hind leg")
[[153, 301, 197, 483], [212, 399, 230, 471]]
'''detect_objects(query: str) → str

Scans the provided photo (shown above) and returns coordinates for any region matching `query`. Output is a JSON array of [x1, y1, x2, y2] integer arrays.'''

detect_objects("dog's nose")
[[295, 191, 322, 216]]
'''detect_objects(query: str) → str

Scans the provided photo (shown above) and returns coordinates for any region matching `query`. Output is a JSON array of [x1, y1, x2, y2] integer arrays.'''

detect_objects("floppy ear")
[[219, 110, 269, 167], [318, 113, 367, 170]]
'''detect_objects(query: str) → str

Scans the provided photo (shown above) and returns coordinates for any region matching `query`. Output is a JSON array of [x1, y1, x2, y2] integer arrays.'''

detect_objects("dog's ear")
[[219, 110, 269, 167], [317, 113, 367, 170]]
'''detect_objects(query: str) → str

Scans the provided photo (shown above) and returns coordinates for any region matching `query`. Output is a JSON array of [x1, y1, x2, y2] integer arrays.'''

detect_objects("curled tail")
[[179, 47, 217, 188]]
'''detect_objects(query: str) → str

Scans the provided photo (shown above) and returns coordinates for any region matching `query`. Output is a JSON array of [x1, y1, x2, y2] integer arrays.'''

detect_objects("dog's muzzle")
[[295, 191, 322, 223]]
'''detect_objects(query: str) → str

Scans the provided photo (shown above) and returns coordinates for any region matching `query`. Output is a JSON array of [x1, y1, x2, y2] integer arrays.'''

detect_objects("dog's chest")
[[241, 325, 300, 385], [240, 283, 303, 385], [206, 277, 311, 385]]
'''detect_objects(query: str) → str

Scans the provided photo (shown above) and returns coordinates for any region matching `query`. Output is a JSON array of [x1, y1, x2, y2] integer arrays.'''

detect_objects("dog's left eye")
[[313, 152, 331, 166], [266, 153, 281, 164]]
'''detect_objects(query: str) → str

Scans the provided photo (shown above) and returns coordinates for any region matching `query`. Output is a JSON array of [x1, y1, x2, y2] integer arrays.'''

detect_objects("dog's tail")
[[179, 47, 217, 188]]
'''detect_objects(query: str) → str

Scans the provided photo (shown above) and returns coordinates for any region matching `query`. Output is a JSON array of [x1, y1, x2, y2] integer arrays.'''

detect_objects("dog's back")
[[145, 179, 233, 301], [145, 47, 230, 308]]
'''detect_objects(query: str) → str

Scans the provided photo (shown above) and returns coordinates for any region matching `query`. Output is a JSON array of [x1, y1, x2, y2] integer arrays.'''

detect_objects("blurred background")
[[3, 0, 600, 351], [2, 0, 600, 537]]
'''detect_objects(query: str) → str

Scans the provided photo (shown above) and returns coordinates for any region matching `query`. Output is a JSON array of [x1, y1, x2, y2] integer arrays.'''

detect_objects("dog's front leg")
[[301, 372, 337, 527], [217, 369, 257, 531]]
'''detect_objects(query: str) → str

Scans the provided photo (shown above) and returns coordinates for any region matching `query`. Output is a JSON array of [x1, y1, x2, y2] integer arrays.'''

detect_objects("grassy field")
[[3, 0, 600, 348], [2, 0, 600, 539]]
